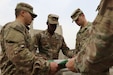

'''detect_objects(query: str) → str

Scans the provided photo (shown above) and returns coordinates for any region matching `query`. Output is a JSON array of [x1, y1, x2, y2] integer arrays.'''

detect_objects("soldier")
[[32, 14, 74, 60], [66, 8, 110, 75], [71, 8, 92, 55], [0, 2, 58, 75], [68, 8, 92, 75], [32, 14, 74, 75]]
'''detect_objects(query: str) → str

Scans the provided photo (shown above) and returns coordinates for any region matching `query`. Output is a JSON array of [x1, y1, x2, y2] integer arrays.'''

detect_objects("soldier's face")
[[23, 10, 34, 25], [75, 17, 81, 26], [48, 23, 57, 33], [75, 15, 84, 26]]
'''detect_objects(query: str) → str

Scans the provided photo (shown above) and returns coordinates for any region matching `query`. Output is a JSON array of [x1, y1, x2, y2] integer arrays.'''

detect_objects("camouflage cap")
[[15, 2, 37, 18], [71, 8, 83, 22], [47, 14, 59, 25]]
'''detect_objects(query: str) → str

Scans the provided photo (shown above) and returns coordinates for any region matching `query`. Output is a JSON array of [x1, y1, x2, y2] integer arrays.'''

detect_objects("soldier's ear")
[[20, 10, 26, 17]]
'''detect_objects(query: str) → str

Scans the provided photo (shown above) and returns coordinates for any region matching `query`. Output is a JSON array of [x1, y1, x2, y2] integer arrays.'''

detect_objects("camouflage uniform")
[[75, 23, 109, 75], [32, 14, 74, 75], [0, 20, 50, 75], [75, 22, 92, 54], [71, 8, 110, 75], [33, 30, 73, 60]]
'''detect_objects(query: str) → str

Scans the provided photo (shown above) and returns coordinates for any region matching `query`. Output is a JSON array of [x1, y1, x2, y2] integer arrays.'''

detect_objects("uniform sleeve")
[[31, 33, 41, 53], [75, 38, 80, 54], [75, 31, 82, 54], [3, 27, 50, 74], [61, 37, 74, 58], [74, 33, 112, 73]]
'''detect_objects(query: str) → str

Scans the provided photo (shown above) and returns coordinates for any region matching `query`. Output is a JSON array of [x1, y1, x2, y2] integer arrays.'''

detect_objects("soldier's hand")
[[66, 57, 77, 72], [50, 62, 58, 75]]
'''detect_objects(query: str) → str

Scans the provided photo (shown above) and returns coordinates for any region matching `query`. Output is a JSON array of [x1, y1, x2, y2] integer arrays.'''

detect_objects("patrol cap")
[[47, 14, 59, 25], [71, 8, 83, 22], [15, 2, 37, 18]]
